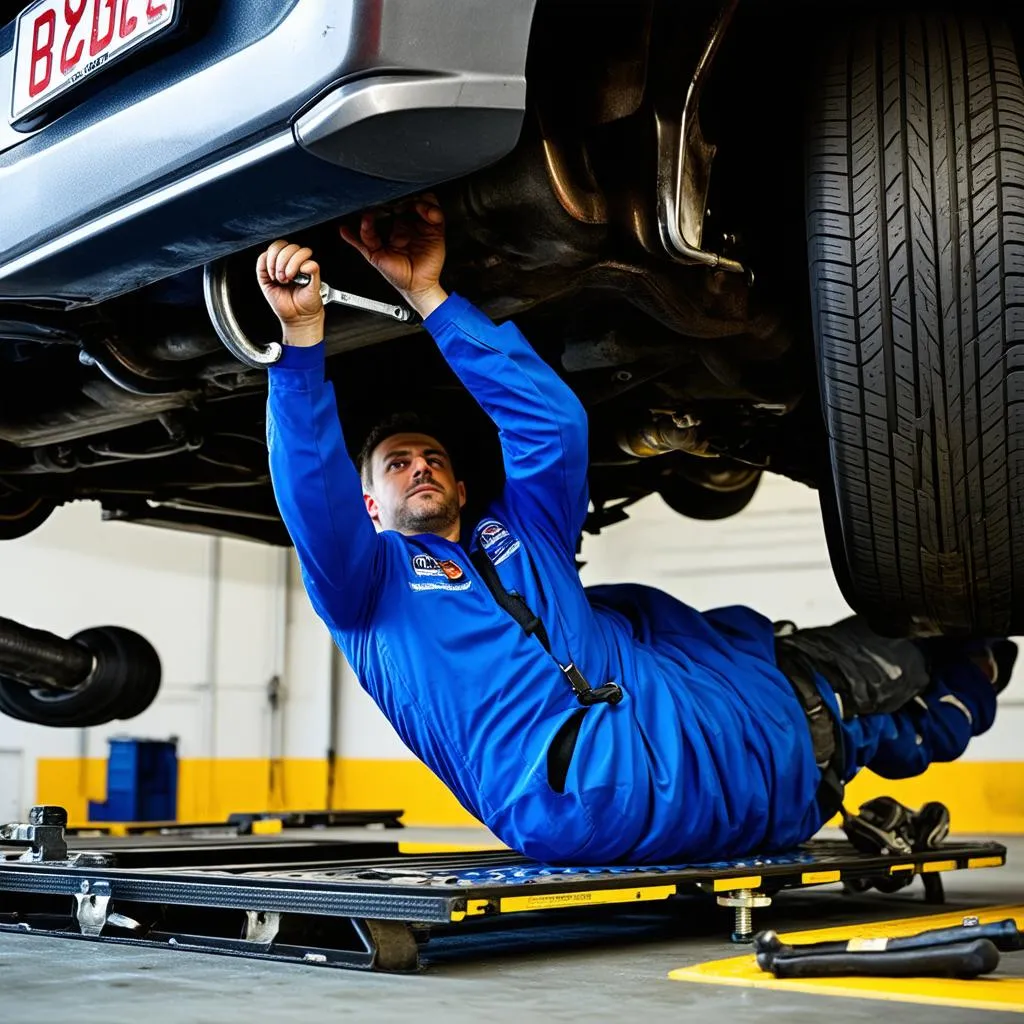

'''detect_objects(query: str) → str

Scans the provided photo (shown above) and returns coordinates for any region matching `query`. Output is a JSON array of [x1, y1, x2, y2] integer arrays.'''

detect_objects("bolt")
[[29, 805, 67, 827], [614, 370, 633, 383], [731, 889, 754, 944]]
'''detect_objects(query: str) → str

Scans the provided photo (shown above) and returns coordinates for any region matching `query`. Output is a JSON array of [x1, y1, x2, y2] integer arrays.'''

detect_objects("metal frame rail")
[[65, 809, 406, 838], [0, 810, 1007, 973]]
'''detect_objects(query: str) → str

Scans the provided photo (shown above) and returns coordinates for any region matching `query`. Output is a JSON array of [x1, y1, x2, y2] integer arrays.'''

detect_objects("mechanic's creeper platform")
[[0, 807, 1006, 972]]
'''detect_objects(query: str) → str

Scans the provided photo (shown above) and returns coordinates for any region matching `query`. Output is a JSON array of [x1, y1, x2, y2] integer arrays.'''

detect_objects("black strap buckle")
[[561, 663, 624, 706], [579, 683, 624, 706]]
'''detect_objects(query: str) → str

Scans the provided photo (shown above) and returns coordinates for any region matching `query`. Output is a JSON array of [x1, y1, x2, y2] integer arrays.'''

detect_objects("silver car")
[[0, 0, 1021, 640]]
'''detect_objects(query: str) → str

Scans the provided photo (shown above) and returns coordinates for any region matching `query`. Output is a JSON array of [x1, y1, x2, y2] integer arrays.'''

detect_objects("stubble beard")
[[393, 491, 461, 536]]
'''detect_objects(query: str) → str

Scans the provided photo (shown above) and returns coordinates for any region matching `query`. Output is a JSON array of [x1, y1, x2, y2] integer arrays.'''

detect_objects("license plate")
[[11, 0, 178, 123]]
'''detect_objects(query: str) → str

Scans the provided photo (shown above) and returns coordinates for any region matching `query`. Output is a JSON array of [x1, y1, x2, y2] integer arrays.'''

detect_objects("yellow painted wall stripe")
[[35, 757, 1024, 831], [35, 757, 482, 828], [833, 762, 1024, 833], [500, 884, 676, 914], [669, 905, 1024, 1013], [801, 870, 842, 885], [712, 876, 761, 892]]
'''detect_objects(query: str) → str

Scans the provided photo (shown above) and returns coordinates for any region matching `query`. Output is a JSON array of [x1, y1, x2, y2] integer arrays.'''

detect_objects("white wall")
[[324, 473, 1024, 762], [0, 474, 1021, 818], [0, 501, 302, 813]]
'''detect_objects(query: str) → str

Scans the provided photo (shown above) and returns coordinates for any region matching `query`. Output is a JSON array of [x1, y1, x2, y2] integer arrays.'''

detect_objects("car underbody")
[[0, 0, 831, 544], [2, 0, 1024, 637]]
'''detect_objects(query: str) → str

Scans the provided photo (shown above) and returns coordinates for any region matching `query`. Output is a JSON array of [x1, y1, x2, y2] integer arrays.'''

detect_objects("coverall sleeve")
[[424, 294, 590, 551], [266, 343, 382, 629]]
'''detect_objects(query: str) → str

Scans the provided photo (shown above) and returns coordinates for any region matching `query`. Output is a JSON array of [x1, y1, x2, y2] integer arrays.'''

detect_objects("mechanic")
[[257, 195, 1013, 865]]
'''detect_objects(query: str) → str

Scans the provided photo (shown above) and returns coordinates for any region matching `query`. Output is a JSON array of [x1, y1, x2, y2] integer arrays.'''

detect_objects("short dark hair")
[[357, 411, 454, 487]]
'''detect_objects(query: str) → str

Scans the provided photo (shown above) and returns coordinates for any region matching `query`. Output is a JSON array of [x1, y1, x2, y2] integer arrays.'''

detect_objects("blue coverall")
[[266, 294, 997, 865]]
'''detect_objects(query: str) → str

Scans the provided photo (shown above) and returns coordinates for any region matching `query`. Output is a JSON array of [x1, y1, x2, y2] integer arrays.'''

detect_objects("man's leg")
[[777, 620, 1013, 781], [853, 639, 1008, 779]]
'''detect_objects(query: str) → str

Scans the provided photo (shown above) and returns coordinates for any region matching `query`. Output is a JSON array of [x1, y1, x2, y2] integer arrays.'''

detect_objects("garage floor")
[[1, 830, 1021, 1023]]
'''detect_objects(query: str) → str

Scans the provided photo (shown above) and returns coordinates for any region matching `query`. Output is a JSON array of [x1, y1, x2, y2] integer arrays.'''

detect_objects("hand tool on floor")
[[756, 937, 1001, 979], [292, 272, 414, 323], [753, 917, 1023, 957]]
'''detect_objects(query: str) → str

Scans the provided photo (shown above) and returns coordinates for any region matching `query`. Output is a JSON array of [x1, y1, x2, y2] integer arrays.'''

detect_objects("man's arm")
[[260, 241, 382, 630], [340, 198, 589, 550], [424, 296, 589, 550]]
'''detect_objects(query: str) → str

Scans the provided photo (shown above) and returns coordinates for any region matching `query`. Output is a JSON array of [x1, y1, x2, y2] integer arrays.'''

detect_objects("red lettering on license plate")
[[12, 0, 177, 122]]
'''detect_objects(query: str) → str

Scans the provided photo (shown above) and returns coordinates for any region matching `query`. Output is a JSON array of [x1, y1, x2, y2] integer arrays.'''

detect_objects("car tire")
[[806, 13, 1024, 635], [0, 490, 55, 540], [0, 626, 161, 728]]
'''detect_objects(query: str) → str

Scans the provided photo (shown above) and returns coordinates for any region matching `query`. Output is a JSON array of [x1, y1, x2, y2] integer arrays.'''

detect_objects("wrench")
[[292, 272, 414, 323]]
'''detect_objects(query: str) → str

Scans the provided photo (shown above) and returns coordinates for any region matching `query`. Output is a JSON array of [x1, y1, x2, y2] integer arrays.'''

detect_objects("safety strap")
[[774, 640, 847, 822], [469, 548, 623, 707]]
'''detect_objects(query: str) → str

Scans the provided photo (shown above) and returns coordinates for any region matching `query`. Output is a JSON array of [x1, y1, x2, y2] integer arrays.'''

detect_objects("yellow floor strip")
[[669, 905, 1024, 1013]]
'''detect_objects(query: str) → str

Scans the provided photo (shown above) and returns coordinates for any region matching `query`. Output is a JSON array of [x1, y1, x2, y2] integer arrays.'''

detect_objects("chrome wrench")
[[293, 272, 414, 323]]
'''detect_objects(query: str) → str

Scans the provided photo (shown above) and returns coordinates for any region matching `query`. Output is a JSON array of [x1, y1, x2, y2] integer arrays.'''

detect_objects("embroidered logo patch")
[[475, 518, 521, 566], [438, 559, 464, 581], [409, 553, 469, 591], [411, 554, 445, 577]]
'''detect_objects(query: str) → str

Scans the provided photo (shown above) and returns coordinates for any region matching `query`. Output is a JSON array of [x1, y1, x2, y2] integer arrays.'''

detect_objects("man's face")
[[364, 432, 466, 538]]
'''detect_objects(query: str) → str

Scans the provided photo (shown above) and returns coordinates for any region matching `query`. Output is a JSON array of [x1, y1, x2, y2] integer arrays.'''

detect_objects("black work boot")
[[841, 795, 951, 896], [989, 639, 1019, 696], [842, 796, 915, 857], [910, 800, 951, 850], [843, 795, 951, 854]]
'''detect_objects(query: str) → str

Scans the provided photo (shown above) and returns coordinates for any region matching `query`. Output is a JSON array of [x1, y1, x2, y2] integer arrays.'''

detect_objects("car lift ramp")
[[0, 806, 1007, 973]]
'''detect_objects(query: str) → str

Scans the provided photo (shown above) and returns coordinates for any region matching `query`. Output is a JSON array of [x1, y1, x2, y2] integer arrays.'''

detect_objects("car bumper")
[[0, 0, 534, 305]]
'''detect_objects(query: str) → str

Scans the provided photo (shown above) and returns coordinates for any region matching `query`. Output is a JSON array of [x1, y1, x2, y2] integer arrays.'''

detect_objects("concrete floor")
[[1, 831, 1021, 1023]]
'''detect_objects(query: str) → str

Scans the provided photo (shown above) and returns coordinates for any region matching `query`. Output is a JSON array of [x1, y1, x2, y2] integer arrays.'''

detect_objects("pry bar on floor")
[[757, 937, 1001, 980], [753, 917, 1024, 958]]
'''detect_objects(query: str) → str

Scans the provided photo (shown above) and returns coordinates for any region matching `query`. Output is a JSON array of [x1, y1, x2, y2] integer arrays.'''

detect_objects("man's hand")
[[340, 194, 448, 319], [257, 241, 325, 347]]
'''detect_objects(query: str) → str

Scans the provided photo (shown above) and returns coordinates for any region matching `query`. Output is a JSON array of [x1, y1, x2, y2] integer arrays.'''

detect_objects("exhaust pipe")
[[617, 414, 713, 459], [0, 616, 93, 692]]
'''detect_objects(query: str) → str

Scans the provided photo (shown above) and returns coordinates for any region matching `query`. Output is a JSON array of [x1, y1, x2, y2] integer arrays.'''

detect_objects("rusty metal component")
[[617, 414, 713, 459], [79, 334, 199, 396], [656, 0, 744, 274], [540, 135, 609, 225], [576, 259, 767, 339]]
